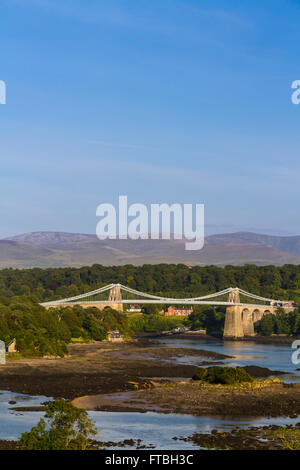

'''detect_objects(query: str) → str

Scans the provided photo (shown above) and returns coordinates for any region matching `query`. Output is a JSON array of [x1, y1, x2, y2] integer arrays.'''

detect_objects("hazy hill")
[[205, 232, 300, 257], [1, 231, 300, 268]]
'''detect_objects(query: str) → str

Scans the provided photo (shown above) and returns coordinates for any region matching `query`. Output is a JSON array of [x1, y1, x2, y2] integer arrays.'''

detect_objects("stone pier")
[[223, 306, 244, 338], [223, 303, 295, 338]]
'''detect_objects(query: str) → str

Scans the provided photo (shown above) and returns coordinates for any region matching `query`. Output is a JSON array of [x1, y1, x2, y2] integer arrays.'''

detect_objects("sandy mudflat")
[[1, 340, 299, 419], [72, 380, 300, 418], [0, 340, 228, 399]]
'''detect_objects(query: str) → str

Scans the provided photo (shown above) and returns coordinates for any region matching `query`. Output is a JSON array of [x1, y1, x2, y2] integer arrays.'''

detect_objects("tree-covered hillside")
[[0, 296, 131, 357], [0, 264, 299, 356], [0, 264, 299, 302]]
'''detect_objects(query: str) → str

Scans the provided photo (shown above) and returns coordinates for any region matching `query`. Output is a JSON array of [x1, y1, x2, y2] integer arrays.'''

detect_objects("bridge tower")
[[228, 288, 240, 304], [223, 289, 244, 338], [107, 284, 123, 313], [108, 284, 122, 302]]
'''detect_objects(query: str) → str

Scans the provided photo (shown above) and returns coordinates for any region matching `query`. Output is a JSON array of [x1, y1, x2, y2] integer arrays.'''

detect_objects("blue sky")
[[1, 0, 300, 238]]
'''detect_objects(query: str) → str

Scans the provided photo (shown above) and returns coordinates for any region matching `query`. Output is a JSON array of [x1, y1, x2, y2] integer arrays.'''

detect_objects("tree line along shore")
[[0, 263, 299, 357]]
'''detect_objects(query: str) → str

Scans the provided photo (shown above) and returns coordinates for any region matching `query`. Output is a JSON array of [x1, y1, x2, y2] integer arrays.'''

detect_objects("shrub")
[[192, 368, 208, 381], [276, 427, 300, 450], [192, 366, 254, 385], [18, 399, 97, 450]]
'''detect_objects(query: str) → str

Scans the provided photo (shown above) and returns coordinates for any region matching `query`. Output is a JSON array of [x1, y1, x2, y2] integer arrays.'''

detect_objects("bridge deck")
[[42, 299, 278, 308]]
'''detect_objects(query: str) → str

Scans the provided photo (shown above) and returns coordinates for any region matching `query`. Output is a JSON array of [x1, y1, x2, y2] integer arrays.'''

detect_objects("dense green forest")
[[0, 264, 299, 301], [0, 264, 300, 356], [257, 308, 300, 336], [0, 296, 131, 357]]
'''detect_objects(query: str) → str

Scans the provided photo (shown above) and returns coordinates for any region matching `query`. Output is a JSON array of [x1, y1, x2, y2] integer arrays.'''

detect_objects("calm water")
[[154, 336, 300, 382], [1, 337, 299, 449], [0, 390, 299, 449]]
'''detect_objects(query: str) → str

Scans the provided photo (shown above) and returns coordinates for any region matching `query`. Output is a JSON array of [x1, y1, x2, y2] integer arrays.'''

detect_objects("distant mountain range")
[[0, 231, 300, 268]]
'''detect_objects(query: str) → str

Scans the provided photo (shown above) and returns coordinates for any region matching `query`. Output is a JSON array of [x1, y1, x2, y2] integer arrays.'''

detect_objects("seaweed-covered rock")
[[242, 365, 287, 378], [192, 366, 254, 385]]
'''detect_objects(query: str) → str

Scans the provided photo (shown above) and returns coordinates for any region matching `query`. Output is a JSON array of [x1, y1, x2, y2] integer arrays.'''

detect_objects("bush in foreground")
[[18, 399, 97, 450], [192, 366, 254, 385], [276, 427, 300, 450]]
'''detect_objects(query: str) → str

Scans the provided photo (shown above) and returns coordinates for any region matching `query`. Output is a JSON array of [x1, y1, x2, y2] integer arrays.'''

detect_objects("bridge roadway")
[[41, 284, 296, 339]]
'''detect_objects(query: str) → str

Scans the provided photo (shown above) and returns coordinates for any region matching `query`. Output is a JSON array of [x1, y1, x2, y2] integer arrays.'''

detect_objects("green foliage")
[[256, 307, 300, 336], [0, 263, 299, 348], [0, 296, 69, 357], [0, 297, 131, 357], [259, 314, 275, 336], [128, 314, 186, 332], [273, 310, 291, 335], [143, 304, 162, 315], [18, 399, 97, 450], [187, 305, 226, 333], [0, 264, 298, 303], [275, 427, 300, 450], [192, 367, 208, 381], [192, 366, 254, 385]]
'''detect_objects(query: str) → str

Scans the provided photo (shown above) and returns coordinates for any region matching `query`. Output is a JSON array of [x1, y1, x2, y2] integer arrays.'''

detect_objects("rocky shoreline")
[[0, 437, 156, 450], [166, 332, 300, 344], [0, 340, 229, 399], [71, 379, 300, 418], [1, 339, 300, 450], [176, 424, 300, 450], [0, 339, 298, 419]]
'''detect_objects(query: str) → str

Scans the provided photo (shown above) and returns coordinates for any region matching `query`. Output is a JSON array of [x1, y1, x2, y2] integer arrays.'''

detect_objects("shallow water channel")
[[1, 336, 300, 449]]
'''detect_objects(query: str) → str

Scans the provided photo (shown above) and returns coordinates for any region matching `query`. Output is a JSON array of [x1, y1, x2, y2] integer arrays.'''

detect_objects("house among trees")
[[107, 330, 124, 342], [126, 305, 145, 313], [164, 306, 193, 317]]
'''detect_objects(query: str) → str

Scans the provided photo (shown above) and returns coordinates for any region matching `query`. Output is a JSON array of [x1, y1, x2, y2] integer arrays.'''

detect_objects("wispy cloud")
[[7, 0, 252, 48], [88, 140, 145, 150], [6, 0, 135, 28], [190, 7, 252, 29]]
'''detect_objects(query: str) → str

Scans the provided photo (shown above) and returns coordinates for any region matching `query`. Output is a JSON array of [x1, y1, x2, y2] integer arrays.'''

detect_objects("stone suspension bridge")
[[41, 284, 296, 338]]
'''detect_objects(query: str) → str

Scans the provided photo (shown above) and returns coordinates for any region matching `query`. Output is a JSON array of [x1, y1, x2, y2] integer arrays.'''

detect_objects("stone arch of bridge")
[[252, 309, 261, 322], [241, 307, 255, 336], [264, 309, 272, 316]]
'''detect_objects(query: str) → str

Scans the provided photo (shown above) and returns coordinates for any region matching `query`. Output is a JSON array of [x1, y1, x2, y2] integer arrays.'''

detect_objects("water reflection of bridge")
[[41, 284, 295, 338]]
